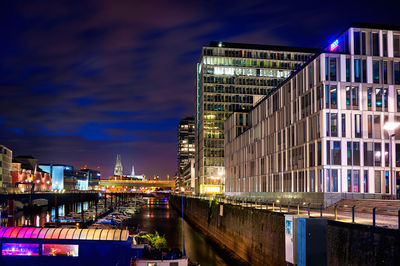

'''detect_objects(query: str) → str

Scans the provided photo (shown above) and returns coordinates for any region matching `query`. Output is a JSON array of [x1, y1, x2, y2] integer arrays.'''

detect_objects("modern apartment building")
[[225, 23, 400, 202], [0, 145, 12, 188], [195, 42, 317, 194], [177, 117, 195, 189]]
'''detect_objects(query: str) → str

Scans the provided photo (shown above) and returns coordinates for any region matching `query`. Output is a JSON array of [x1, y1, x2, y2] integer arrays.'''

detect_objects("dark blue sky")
[[0, 0, 399, 178]]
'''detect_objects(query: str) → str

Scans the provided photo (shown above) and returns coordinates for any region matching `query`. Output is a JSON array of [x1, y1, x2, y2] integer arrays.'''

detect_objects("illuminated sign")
[[329, 39, 339, 51]]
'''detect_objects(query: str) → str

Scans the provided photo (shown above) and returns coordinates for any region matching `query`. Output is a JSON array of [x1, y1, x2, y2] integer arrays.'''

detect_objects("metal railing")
[[176, 193, 400, 230]]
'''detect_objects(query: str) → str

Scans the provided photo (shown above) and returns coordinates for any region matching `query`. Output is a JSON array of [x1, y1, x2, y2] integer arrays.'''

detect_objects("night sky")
[[0, 0, 399, 178]]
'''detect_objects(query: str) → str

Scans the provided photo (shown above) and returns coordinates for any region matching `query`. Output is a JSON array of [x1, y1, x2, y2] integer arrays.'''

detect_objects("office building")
[[0, 145, 12, 188], [195, 42, 317, 193], [225, 23, 400, 203], [177, 117, 195, 189], [180, 158, 195, 192]]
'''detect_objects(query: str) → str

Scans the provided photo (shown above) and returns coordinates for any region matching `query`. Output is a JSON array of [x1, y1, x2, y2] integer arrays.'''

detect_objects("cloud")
[[0, 0, 399, 177]]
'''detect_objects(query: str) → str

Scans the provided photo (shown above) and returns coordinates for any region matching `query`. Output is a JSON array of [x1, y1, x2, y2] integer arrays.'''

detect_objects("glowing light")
[[383, 122, 400, 131], [329, 39, 339, 51]]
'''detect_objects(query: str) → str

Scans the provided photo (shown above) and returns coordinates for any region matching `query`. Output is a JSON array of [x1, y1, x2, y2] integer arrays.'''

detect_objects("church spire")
[[131, 165, 135, 176], [114, 154, 123, 176]]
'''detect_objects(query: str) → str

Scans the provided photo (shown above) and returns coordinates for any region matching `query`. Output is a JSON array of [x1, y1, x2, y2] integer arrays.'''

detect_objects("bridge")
[[98, 179, 175, 189]]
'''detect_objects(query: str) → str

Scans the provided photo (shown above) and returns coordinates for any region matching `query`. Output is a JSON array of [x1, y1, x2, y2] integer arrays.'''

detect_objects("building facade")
[[195, 42, 317, 194], [177, 117, 195, 189], [0, 145, 12, 188], [225, 24, 400, 199], [38, 164, 75, 190], [181, 158, 195, 192], [11, 156, 52, 192]]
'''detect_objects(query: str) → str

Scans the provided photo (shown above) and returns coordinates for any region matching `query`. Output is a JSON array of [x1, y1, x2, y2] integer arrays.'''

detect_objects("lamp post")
[[383, 122, 400, 200]]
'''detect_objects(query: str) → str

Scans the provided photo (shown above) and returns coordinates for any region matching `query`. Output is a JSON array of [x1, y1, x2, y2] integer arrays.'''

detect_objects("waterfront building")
[[38, 164, 75, 190], [225, 23, 400, 203], [114, 154, 123, 177], [75, 168, 101, 190], [181, 158, 195, 192], [11, 156, 52, 192], [177, 116, 195, 189], [195, 42, 318, 194], [0, 145, 12, 188]]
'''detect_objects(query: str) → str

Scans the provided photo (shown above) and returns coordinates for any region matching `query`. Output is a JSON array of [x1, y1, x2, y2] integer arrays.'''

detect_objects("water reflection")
[[1, 201, 93, 227], [132, 197, 229, 266]]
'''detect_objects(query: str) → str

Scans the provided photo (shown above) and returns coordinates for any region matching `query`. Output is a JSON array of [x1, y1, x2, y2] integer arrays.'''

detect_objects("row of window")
[[226, 168, 391, 194], [203, 66, 293, 78], [204, 94, 253, 104], [204, 85, 268, 95], [203, 48, 311, 61], [203, 103, 252, 112], [202, 56, 303, 69], [203, 75, 282, 87], [353, 31, 400, 57]]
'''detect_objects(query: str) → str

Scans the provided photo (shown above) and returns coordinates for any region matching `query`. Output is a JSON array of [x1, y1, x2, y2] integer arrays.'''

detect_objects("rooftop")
[[207, 41, 320, 54]]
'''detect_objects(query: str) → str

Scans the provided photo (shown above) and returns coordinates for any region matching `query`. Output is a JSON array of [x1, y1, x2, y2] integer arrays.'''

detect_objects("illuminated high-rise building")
[[195, 42, 317, 194], [177, 117, 195, 190]]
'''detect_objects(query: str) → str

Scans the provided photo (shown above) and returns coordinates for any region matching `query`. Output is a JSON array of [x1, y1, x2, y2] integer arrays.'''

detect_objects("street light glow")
[[383, 122, 400, 131]]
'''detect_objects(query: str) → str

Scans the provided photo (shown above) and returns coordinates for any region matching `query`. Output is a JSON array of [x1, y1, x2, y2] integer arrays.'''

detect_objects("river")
[[1, 196, 234, 265]]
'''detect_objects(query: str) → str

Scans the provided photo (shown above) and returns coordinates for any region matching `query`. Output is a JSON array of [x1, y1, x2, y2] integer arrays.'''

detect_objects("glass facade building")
[[196, 42, 317, 194], [177, 117, 195, 189], [38, 164, 74, 191], [225, 24, 400, 198]]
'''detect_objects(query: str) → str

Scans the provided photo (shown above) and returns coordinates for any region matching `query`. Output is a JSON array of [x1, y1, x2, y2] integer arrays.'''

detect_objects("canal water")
[[0, 201, 92, 227], [1, 197, 234, 265], [131, 196, 231, 266]]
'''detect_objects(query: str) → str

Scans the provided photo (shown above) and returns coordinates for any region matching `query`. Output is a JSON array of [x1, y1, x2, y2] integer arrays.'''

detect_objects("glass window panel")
[[347, 142, 352, 165], [364, 170, 369, 193], [333, 141, 341, 165], [373, 60, 380, 84], [2, 243, 39, 256], [42, 244, 79, 257], [354, 59, 361, 82], [331, 113, 338, 137], [330, 58, 337, 81], [354, 114, 362, 138], [375, 170, 381, 193], [375, 143, 382, 166], [364, 142, 374, 166], [354, 31, 361, 55]]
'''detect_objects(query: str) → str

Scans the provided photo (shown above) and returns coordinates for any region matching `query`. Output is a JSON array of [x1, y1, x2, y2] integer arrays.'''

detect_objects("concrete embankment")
[[170, 195, 400, 266]]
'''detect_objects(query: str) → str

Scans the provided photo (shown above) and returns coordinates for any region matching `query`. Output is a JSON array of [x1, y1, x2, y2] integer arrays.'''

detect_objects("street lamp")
[[383, 122, 400, 200]]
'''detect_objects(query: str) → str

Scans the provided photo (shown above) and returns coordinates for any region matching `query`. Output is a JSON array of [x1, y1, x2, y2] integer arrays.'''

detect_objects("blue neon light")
[[330, 39, 339, 51]]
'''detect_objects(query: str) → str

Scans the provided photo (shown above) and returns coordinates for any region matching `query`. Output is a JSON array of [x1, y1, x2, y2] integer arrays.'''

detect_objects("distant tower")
[[114, 154, 123, 176], [131, 165, 135, 176]]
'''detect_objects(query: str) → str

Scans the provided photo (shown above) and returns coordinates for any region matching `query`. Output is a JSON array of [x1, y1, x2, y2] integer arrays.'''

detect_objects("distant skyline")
[[0, 0, 399, 178]]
